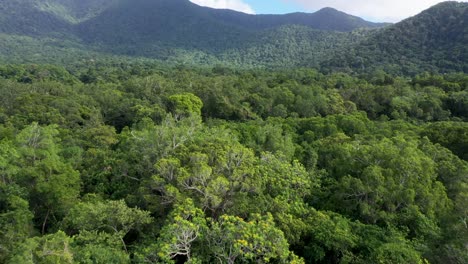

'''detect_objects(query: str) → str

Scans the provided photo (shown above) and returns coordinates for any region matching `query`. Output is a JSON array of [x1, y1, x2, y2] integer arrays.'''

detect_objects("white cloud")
[[283, 0, 468, 22], [190, 0, 255, 14]]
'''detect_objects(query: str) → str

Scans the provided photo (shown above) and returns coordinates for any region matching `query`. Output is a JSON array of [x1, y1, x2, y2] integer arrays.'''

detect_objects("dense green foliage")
[[0, 1, 467, 263], [0, 63, 467, 263]]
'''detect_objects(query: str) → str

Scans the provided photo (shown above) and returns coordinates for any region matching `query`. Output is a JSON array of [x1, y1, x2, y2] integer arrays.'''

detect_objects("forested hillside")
[[0, 63, 467, 263], [0, 0, 385, 69], [0, 0, 466, 74], [0, 0, 72, 36], [322, 1, 468, 74]]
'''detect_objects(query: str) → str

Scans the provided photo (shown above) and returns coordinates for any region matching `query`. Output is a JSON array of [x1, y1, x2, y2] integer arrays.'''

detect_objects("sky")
[[189, 0, 468, 22]]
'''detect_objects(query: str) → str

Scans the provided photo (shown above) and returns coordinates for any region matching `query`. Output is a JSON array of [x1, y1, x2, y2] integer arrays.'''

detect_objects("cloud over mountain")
[[190, 0, 255, 14]]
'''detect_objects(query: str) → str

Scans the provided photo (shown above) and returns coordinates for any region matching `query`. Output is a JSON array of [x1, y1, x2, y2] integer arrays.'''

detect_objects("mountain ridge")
[[0, 0, 466, 75], [0, 0, 387, 37]]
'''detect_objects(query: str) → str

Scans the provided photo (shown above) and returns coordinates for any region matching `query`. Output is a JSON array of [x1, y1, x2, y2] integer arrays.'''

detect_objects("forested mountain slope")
[[0, 0, 72, 36], [0, 0, 386, 67], [34, 0, 120, 23], [0, 0, 466, 74], [322, 1, 468, 74], [0, 0, 384, 37]]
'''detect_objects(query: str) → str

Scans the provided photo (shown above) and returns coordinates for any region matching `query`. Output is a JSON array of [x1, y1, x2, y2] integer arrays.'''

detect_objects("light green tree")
[[9, 231, 74, 264], [72, 230, 130, 264], [14, 123, 81, 233], [168, 93, 203, 119], [207, 213, 302, 263], [0, 185, 34, 262], [140, 198, 207, 263], [63, 199, 152, 253]]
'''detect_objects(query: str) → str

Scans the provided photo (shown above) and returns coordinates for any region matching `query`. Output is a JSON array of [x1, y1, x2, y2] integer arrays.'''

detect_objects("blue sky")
[[189, 0, 468, 22], [243, 0, 305, 14]]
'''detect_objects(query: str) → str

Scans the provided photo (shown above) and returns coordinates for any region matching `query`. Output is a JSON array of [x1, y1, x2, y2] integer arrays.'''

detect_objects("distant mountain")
[[0, 0, 466, 74], [322, 1, 468, 74], [75, 0, 385, 52], [0, 0, 384, 36], [200, 6, 388, 32], [0, 0, 386, 67], [0, 0, 387, 63]]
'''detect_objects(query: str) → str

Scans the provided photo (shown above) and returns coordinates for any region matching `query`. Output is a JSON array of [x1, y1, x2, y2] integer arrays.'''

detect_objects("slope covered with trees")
[[0, 0, 466, 74], [0, 0, 72, 36], [322, 1, 468, 75]]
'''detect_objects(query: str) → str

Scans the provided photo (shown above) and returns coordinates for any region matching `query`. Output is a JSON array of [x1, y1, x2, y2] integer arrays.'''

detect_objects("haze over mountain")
[[0, 0, 466, 74]]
